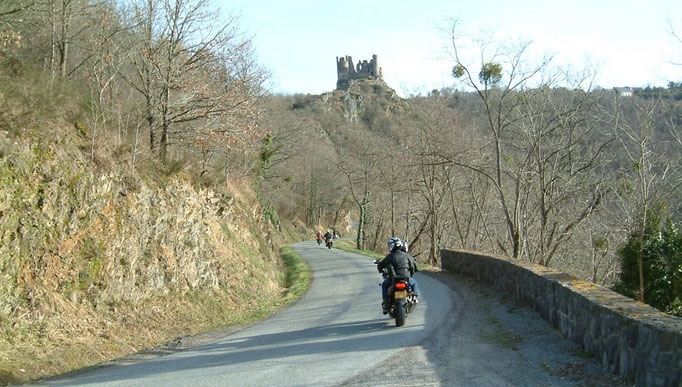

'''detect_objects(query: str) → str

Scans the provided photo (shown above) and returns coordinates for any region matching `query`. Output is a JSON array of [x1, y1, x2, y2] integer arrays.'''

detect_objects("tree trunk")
[[147, 109, 155, 150], [390, 190, 395, 236], [58, 0, 70, 78], [405, 195, 410, 240], [356, 204, 365, 250], [371, 217, 383, 252], [430, 208, 438, 266], [637, 202, 648, 302], [49, 0, 57, 78], [160, 121, 168, 158]]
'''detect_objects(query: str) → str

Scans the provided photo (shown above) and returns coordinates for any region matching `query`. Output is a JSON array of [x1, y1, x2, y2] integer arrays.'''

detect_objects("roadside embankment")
[[0, 128, 308, 384], [441, 249, 681, 386]]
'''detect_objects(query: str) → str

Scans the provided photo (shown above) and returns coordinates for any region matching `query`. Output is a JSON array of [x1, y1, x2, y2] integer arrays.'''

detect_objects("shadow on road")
[[46, 318, 421, 386], [40, 241, 435, 386]]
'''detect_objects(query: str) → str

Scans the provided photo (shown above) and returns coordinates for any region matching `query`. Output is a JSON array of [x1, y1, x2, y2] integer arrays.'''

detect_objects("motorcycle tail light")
[[395, 282, 407, 290]]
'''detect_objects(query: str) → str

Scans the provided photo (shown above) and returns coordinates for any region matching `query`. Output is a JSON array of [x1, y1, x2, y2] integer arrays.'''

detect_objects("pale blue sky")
[[217, 0, 681, 96]]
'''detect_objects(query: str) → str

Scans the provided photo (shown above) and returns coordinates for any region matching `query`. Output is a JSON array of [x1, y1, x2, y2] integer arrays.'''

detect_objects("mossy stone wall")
[[441, 249, 681, 386]]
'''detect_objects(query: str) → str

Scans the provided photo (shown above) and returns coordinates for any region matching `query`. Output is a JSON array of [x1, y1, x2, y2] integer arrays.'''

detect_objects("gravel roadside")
[[342, 270, 629, 386]]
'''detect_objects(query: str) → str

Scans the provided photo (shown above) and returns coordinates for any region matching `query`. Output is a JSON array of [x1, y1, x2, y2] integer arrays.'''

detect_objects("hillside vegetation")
[[0, 1, 310, 382], [0, 71, 310, 384], [1, 0, 681, 383], [259, 54, 682, 318]]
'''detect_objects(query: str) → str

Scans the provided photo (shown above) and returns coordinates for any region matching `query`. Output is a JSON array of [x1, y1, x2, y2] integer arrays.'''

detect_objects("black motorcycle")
[[373, 260, 417, 327], [325, 237, 333, 249]]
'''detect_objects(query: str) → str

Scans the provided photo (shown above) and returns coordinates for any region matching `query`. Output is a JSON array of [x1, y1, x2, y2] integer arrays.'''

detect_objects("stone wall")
[[441, 249, 681, 386]]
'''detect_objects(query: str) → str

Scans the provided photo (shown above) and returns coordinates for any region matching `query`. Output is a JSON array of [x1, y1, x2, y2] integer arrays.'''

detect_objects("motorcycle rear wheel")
[[394, 302, 406, 327]]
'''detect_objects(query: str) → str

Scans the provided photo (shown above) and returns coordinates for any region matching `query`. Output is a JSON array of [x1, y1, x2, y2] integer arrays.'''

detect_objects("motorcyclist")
[[377, 237, 419, 314], [323, 229, 333, 243], [316, 230, 323, 244]]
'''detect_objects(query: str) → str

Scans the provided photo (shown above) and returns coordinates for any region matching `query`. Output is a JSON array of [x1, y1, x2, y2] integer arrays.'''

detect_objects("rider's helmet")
[[387, 237, 404, 252], [401, 239, 409, 253]]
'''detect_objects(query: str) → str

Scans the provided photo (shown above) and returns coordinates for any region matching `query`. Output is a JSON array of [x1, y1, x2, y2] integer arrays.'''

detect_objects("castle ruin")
[[336, 54, 383, 89]]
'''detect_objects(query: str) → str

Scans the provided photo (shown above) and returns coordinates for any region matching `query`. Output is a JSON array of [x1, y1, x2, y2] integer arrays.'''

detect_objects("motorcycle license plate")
[[394, 290, 407, 299]]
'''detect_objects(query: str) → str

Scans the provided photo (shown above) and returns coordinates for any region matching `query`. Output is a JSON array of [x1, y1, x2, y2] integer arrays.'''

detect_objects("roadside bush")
[[613, 216, 682, 317]]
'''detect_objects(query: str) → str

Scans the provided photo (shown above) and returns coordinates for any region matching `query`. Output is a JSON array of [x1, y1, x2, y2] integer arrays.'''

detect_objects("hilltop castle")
[[336, 54, 383, 89]]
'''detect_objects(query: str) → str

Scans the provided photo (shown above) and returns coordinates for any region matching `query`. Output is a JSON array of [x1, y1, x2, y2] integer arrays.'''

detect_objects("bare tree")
[[447, 21, 609, 266], [336, 132, 380, 250], [83, 1, 133, 159], [125, 0, 159, 150], [0, 0, 35, 23], [401, 95, 464, 265], [125, 0, 267, 159], [516, 86, 611, 266], [258, 97, 343, 227], [1, 1, 33, 15], [608, 94, 682, 301], [448, 22, 550, 258], [0, 0, 34, 58], [42, 0, 95, 78]]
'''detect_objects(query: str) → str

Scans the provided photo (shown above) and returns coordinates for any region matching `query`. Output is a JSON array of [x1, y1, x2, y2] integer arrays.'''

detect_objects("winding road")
[[39, 242, 453, 386], [38, 241, 624, 386]]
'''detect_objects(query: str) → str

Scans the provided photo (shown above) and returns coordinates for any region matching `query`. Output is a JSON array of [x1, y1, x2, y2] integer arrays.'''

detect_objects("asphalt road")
[[38, 241, 454, 386], [37, 241, 624, 386]]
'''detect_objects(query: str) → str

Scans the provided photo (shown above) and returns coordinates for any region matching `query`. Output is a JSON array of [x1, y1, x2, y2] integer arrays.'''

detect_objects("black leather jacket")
[[377, 249, 418, 279]]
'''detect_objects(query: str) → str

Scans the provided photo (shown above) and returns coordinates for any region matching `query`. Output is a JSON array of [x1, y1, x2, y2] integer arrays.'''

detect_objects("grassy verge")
[[210, 244, 311, 326], [279, 245, 312, 304], [333, 239, 384, 259], [264, 224, 310, 306]]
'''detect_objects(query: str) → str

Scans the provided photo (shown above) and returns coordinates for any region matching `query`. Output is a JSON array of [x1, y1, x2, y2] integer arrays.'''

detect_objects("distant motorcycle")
[[325, 237, 333, 249], [317, 237, 322, 245], [373, 259, 417, 327]]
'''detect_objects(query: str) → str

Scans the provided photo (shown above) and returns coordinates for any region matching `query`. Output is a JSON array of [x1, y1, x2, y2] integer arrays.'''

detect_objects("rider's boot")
[[381, 298, 389, 315]]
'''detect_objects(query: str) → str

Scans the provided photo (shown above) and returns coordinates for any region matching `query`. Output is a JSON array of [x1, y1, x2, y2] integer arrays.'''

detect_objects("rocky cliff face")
[[0, 127, 287, 382], [332, 78, 406, 123], [303, 78, 406, 124]]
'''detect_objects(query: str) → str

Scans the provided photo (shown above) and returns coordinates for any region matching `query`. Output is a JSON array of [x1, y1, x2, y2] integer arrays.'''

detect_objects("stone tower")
[[336, 54, 383, 89]]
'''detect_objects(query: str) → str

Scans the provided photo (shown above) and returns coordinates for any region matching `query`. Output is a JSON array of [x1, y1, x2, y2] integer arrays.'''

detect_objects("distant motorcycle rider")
[[377, 237, 419, 314], [323, 229, 333, 242]]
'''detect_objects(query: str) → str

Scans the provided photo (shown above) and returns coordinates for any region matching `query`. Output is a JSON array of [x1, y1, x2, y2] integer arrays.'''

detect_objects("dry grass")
[[0, 287, 288, 384]]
